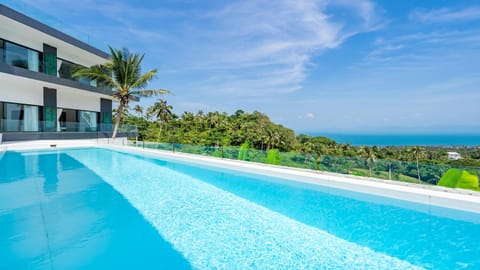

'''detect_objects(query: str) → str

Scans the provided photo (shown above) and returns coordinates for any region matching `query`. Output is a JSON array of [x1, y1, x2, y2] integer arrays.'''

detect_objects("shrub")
[[266, 149, 280, 165], [238, 142, 250, 161]]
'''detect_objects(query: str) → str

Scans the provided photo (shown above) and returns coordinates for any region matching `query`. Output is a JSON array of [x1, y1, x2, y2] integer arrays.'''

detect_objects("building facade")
[[0, 4, 117, 141]]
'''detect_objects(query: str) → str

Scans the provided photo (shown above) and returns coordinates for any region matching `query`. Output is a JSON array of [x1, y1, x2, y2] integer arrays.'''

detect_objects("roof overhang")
[[0, 4, 109, 65]]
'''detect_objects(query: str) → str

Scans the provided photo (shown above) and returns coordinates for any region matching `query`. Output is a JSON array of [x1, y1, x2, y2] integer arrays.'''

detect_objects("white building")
[[0, 4, 121, 141], [447, 151, 462, 160]]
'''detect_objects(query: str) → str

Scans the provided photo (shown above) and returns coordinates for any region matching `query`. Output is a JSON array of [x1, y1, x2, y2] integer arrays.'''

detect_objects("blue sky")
[[4, 0, 480, 134]]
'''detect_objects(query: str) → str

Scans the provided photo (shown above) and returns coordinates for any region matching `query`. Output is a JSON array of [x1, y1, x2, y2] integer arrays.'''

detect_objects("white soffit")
[[0, 15, 108, 67]]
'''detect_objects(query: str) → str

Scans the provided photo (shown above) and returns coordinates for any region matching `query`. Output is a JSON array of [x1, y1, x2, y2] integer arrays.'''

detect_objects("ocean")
[[302, 133, 480, 147]]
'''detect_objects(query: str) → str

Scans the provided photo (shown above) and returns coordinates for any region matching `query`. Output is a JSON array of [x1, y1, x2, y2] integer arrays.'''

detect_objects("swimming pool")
[[0, 147, 479, 269]]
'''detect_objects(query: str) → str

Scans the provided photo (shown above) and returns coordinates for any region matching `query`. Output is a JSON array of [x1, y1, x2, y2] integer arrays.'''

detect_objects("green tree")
[[149, 99, 173, 141], [359, 146, 376, 176], [133, 105, 144, 117], [74, 46, 169, 139], [408, 146, 423, 182], [112, 105, 130, 123]]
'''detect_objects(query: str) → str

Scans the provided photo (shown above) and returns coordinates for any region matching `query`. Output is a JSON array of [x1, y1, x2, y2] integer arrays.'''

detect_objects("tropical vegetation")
[[73, 46, 169, 139], [119, 104, 480, 190]]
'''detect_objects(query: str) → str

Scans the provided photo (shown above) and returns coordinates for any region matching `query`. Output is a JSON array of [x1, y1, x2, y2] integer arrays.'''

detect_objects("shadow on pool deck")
[[0, 151, 192, 270]]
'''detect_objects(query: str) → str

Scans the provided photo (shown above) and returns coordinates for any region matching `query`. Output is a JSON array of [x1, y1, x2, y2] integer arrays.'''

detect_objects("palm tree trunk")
[[388, 163, 392, 180], [157, 122, 163, 142], [112, 103, 124, 139], [416, 155, 421, 182]]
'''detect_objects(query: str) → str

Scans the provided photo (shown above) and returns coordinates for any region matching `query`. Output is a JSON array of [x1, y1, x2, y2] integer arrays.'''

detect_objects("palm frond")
[[73, 65, 116, 88], [131, 69, 157, 89], [131, 89, 171, 97]]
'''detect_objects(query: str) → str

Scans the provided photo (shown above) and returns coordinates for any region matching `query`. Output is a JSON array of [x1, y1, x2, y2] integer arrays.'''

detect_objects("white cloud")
[[11, 0, 383, 97], [306, 113, 315, 119], [179, 0, 383, 96], [353, 29, 480, 74], [411, 7, 480, 23]]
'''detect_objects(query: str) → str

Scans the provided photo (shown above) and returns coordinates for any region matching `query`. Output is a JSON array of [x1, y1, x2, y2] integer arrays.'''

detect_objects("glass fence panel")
[[222, 147, 240, 160], [123, 140, 474, 186], [123, 140, 480, 190], [0, 120, 137, 134]]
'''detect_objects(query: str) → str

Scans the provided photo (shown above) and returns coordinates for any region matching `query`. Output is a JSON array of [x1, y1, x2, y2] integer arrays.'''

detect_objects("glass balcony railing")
[[0, 39, 110, 91], [0, 120, 137, 134], [126, 141, 480, 187]]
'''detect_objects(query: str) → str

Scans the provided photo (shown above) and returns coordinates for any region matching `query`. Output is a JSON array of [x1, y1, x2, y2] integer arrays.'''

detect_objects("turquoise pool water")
[[0, 148, 479, 269]]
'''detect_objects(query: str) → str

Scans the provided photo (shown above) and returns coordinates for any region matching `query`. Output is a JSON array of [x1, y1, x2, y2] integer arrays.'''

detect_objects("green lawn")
[[437, 168, 479, 191]]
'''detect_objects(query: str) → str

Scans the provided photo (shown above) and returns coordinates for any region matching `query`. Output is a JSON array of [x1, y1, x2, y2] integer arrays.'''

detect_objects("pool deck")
[[2, 139, 480, 214]]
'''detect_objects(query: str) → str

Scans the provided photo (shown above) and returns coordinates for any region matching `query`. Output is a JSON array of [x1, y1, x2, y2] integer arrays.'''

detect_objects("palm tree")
[[149, 99, 173, 141], [206, 112, 220, 133], [73, 46, 169, 139], [133, 105, 144, 117], [112, 105, 130, 123], [409, 146, 423, 182], [359, 146, 376, 176]]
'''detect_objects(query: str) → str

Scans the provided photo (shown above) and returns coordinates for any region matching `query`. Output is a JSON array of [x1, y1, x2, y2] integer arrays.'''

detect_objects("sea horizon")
[[299, 132, 480, 147]]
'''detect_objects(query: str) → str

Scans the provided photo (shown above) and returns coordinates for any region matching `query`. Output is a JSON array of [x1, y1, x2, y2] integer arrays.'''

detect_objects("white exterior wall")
[[0, 73, 44, 106], [57, 89, 101, 112]]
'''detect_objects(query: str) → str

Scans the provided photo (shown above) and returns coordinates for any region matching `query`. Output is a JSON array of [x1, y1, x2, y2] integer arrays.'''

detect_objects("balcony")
[[0, 38, 111, 95], [0, 119, 137, 142]]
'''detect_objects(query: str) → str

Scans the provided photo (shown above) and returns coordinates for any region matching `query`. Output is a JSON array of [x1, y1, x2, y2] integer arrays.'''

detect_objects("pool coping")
[[2, 139, 480, 214]]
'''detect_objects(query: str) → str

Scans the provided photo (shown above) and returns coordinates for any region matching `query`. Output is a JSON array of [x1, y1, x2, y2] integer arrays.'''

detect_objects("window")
[[0, 39, 40, 72], [78, 75, 92, 86], [58, 59, 76, 80], [2, 102, 39, 132], [57, 58, 100, 87], [4, 103, 21, 131], [23, 105, 39, 131], [57, 108, 77, 131], [78, 111, 97, 132]]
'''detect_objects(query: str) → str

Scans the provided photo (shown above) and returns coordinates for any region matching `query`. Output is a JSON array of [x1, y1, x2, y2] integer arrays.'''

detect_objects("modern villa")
[[0, 3, 479, 270], [0, 4, 114, 142]]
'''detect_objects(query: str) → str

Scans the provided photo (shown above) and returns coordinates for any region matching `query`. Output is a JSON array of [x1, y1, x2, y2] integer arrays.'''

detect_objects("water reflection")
[[0, 150, 192, 269]]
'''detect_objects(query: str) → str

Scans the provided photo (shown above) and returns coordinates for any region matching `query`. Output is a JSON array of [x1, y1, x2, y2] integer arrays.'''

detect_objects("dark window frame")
[[0, 37, 43, 72], [1, 101, 41, 132]]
